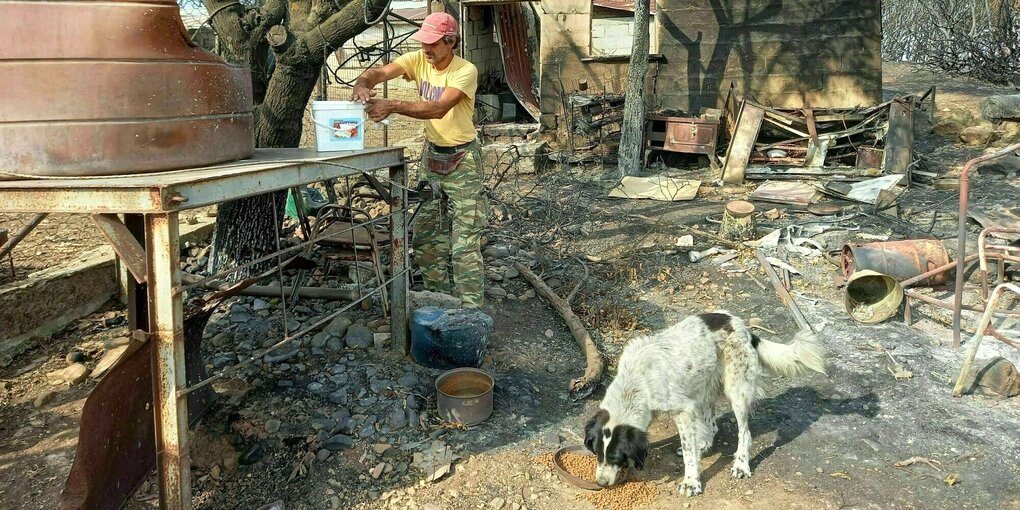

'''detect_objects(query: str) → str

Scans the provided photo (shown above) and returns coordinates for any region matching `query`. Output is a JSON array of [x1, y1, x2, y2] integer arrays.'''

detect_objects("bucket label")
[[328, 117, 363, 141]]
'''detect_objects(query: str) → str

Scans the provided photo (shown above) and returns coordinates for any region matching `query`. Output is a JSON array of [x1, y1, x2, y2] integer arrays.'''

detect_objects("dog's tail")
[[751, 329, 827, 378]]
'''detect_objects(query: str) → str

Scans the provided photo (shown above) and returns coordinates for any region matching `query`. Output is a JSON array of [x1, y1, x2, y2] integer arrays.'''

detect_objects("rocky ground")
[[2, 63, 1020, 510]]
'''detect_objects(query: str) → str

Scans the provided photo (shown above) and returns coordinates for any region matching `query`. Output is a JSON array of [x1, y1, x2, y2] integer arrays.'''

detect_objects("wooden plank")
[[884, 99, 914, 180], [721, 102, 765, 184]]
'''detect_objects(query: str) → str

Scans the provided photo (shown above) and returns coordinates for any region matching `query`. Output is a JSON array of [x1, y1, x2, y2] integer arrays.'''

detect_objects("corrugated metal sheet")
[[593, 0, 656, 14], [494, 3, 541, 120]]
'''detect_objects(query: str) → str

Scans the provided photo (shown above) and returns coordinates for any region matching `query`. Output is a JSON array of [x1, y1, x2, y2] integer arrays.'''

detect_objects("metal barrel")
[[0, 0, 254, 177], [841, 239, 952, 286]]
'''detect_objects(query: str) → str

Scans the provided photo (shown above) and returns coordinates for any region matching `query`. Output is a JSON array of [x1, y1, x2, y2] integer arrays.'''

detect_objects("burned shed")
[[537, 0, 883, 131]]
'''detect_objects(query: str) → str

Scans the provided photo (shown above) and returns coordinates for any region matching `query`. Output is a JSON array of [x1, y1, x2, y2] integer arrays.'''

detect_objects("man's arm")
[[352, 62, 407, 102], [365, 87, 466, 121]]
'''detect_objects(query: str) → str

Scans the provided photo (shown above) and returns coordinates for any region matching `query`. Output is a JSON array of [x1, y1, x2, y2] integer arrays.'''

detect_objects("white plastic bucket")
[[311, 100, 366, 152]]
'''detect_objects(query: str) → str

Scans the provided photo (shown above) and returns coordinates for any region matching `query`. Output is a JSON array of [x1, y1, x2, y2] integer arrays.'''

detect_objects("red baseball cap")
[[411, 12, 459, 44]]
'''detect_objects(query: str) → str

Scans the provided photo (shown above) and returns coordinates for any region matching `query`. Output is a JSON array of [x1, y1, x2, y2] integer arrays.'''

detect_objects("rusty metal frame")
[[0, 148, 408, 510], [952, 142, 1020, 346], [952, 283, 1020, 397], [91, 213, 148, 283]]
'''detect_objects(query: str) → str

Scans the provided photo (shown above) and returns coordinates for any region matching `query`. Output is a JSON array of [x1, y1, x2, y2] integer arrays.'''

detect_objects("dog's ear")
[[620, 426, 649, 470], [584, 410, 608, 453]]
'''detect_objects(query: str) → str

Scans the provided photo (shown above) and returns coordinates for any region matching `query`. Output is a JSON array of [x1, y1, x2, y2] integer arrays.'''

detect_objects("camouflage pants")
[[414, 141, 487, 308]]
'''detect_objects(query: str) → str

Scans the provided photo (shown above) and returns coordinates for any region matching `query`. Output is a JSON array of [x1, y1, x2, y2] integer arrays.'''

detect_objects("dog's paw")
[[678, 479, 703, 497], [731, 464, 752, 479]]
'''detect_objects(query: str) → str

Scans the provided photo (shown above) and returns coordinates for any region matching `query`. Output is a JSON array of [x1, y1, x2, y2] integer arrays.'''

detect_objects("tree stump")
[[719, 200, 756, 241]]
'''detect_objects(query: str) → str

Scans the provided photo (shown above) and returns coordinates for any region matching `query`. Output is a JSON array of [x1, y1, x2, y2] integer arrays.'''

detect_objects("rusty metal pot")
[[0, 0, 254, 177], [435, 368, 494, 426], [841, 239, 952, 286]]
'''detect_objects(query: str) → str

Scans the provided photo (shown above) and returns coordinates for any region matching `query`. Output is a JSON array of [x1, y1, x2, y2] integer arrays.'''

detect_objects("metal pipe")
[[978, 227, 1020, 300], [953, 142, 1020, 347], [0, 212, 46, 259], [755, 249, 812, 332], [904, 288, 1020, 317], [953, 283, 1020, 396]]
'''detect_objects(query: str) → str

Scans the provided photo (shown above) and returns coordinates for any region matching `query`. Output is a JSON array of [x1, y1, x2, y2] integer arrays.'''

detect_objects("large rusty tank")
[[0, 0, 254, 177]]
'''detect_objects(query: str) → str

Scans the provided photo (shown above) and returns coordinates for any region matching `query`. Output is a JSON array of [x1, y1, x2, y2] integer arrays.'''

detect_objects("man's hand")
[[351, 85, 377, 103], [365, 98, 395, 122]]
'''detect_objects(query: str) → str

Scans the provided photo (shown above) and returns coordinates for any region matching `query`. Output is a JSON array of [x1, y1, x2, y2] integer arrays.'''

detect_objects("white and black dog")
[[584, 311, 826, 496]]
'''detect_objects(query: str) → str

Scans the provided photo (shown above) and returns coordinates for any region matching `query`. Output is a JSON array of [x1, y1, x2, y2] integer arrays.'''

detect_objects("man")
[[352, 12, 486, 308]]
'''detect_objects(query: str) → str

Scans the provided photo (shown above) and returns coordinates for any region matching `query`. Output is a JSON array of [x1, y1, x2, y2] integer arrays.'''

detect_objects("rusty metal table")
[[0, 147, 408, 509]]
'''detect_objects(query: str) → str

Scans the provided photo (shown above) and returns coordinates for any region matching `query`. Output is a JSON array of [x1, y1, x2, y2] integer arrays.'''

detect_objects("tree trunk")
[[201, 0, 387, 279], [617, 0, 651, 179]]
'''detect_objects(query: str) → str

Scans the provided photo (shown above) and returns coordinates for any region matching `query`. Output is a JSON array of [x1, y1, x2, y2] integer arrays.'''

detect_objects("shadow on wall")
[[657, 0, 882, 112]]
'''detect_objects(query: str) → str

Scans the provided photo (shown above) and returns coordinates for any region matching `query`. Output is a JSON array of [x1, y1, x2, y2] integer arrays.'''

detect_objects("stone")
[[545, 363, 556, 373], [33, 389, 58, 408], [373, 333, 391, 350], [317, 449, 331, 462], [104, 336, 131, 350], [409, 290, 462, 311], [370, 462, 387, 479], [489, 497, 506, 509], [311, 332, 330, 349], [345, 324, 373, 349], [373, 443, 392, 455], [958, 357, 1020, 397], [265, 419, 282, 434], [47, 363, 90, 385], [252, 299, 270, 311], [230, 312, 254, 324], [931, 119, 965, 137], [398, 374, 419, 388], [65, 349, 86, 364], [307, 382, 324, 394], [503, 267, 520, 279], [325, 316, 353, 338], [286, 318, 302, 332], [544, 329, 554, 338], [323, 434, 355, 451], [485, 286, 507, 300], [90, 345, 129, 379], [328, 390, 349, 406], [386, 406, 408, 431], [960, 124, 997, 145], [324, 336, 342, 351], [256, 500, 285, 510]]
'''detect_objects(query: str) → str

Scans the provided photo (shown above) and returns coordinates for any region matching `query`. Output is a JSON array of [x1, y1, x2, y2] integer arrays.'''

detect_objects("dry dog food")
[[582, 481, 658, 510], [559, 452, 597, 481]]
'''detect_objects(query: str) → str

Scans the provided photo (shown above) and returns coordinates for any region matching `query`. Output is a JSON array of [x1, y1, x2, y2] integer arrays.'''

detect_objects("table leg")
[[389, 163, 409, 353], [145, 212, 191, 509]]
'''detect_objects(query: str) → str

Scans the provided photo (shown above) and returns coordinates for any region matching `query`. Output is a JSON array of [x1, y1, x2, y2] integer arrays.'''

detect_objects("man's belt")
[[428, 139, 476, 154]]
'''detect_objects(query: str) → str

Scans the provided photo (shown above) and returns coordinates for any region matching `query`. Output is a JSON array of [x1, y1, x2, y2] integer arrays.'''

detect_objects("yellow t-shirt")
[[394, 50, 478, 147]]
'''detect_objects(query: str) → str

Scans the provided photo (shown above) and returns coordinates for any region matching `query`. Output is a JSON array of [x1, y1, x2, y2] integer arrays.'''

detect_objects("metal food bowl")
[[435, 368, 494, 426], [553, 445, 602, 491]]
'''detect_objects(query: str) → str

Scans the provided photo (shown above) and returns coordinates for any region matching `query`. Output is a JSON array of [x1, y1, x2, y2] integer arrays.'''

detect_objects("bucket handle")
[[310, 116, 389, 133]]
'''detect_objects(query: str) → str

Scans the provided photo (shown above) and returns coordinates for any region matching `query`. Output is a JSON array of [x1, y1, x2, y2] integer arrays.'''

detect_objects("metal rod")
[[900, 253, 980, 288], [953, 142, 1020, 347], [0, 212, 46, 259], [145, 212, 191, 510], [755, 249, 812, 332], [903, 288, 1020, 317], [953, 283, 1020, 396]]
